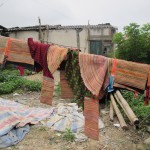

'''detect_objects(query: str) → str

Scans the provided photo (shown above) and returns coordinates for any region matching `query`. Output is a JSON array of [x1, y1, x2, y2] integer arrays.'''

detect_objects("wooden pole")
[[115, 90, 139, 125], [87, 20, 90, 53], [110, 94, 128, 130], [46, 25, 49, 44], [38, 17, 42, 43], [109, 101, 114, 121], [113, 93, 132, 123]]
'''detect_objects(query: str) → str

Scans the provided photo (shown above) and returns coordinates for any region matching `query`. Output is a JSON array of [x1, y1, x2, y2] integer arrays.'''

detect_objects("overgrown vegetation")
[[0, 69, 41, 95], [121, 90, 150, 125], [63, 128, 75, 142], [55, 82, 61, 97], [113, 23, 150, 64], [65, 49, 92, 106]]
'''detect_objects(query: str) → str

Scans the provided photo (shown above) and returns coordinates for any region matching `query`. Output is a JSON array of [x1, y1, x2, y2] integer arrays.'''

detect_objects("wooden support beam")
[[115, 90, 139, 125], [114, 93, 132, 123], [38, 17, 43, 43], [109, 101, 114, 121], [110, 94, 128, 130]]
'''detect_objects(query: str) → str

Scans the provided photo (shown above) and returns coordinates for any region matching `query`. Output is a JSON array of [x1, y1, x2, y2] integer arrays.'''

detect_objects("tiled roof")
[[0, 25, 8, 31], [8, 23, 117, 31]]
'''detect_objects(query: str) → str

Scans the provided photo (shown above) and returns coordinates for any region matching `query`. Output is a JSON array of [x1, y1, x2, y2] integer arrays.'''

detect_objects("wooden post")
[[115, 90, 139, 125], [110, 94, 128, 130], [109, 101, 114, 121], [46, 25, 49, 44], [38, 17, 43, 43], [87, 20, 90, 53]]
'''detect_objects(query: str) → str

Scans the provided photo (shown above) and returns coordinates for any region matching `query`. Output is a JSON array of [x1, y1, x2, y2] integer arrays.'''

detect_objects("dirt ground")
[[1, 72, 149, 150]]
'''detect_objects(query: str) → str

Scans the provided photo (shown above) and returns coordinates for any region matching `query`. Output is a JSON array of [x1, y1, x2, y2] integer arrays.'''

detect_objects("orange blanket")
[[40, 77, 54, 105], [0, 36, 33, 65], [0, 36, 9, 64], [47, 45, 68, 74], [113, 59, 150, 90], [79, 53, 108, 97]]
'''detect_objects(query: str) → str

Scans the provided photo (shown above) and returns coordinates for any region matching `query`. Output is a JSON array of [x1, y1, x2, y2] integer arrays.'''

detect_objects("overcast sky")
[[0, 0, 150, 31]]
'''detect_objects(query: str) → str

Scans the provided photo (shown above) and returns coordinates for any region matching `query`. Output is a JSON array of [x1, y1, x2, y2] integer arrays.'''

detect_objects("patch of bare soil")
[[1, 74, 149, 150]]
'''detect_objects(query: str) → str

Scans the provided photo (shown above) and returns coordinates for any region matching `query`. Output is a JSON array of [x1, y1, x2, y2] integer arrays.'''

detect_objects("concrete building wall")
[[9, 27, 114, 54], [9, 31, 39, 41], [46, 30, 77, 48]]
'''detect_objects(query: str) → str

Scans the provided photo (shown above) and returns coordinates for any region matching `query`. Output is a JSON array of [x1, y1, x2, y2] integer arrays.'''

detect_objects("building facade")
[[8, 23, 117, 55]]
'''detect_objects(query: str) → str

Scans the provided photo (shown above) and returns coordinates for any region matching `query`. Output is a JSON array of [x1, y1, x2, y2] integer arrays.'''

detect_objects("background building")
[[8, 23, 117, 55]]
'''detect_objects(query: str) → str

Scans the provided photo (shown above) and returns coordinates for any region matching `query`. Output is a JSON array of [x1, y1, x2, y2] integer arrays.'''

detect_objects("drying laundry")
[[112, 59, 150, 91], [0, 36, 9, 64], [0, 36, 34, 65], [0, 98, 55, 148], [7, 38, 34, 65], [79, 52, 109, 97], [47, 45, 68, 74], [28, 38, 54, 105]]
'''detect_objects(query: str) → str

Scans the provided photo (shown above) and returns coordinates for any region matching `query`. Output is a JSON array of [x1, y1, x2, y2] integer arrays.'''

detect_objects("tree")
[[113, 23, 150, 64]]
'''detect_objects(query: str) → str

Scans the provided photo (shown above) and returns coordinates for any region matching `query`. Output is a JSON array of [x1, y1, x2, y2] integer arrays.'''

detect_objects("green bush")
[[0, 70, 41, 94], [24, 69, 32, 76], [24, 80, 41, 91]]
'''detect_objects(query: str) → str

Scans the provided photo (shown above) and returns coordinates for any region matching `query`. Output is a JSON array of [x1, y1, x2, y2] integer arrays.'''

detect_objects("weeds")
[[63, 128, 75, 142], [55, 82, 61, 97]]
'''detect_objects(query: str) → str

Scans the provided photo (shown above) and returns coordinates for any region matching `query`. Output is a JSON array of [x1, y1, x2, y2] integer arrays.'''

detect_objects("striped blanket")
[[0, 36, 34, 65], [0, 98, 55, 136], [79, 53, 108, 97], [0, 36, 8, 64], [40, 77, 54, 105], [112, 59, 150, 90], [7, 38, 34, 65], [47, 45, 68, 74]]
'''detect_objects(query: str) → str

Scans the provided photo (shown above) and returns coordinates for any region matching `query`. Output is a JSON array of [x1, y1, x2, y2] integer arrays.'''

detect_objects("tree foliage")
[[113, 23, 150, 64]]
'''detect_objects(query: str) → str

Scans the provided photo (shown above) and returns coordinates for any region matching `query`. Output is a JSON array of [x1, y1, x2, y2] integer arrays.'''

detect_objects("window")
[[90, 40, 102, 55]]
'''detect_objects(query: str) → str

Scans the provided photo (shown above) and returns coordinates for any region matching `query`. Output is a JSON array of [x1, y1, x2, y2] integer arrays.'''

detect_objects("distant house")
[[8, 23, 117, 55], [0, 25, 9, 36]]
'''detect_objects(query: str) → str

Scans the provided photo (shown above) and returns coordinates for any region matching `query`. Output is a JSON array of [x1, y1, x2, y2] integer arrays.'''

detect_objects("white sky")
[[0, 0, 150, 31]]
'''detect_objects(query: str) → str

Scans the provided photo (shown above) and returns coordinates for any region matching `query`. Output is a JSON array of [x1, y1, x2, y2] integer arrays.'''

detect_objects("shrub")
[[24, 80, 42, 91], [0, 70, 41, 94]]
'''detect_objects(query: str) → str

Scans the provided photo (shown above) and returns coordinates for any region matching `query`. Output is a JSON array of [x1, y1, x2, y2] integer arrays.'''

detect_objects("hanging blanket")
[[79, 53, 108, 97], [0, 36, 9, 64], [0, 36, 34, 65], [112, 59, 150, 91], [7, 38, 34, 65], [40, 77, 54, 105], [47, 45, 68, 74], [28, 38, 54, 105]]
